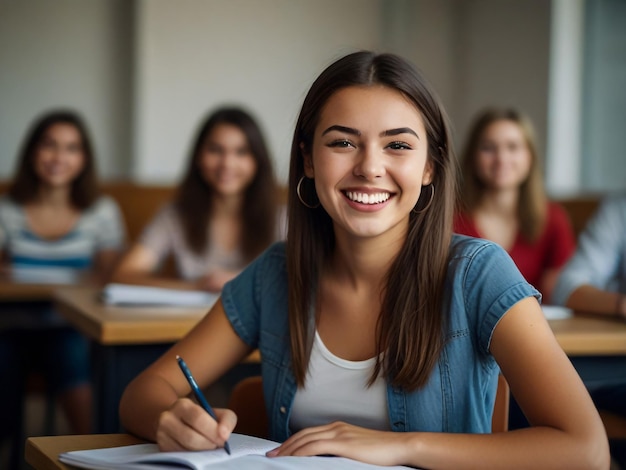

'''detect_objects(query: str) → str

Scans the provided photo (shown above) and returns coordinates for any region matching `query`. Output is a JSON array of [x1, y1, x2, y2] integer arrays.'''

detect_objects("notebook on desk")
[[101, 283, 219, 307], [541, 305, 574, 320], [58, 432, 413, 469], [10, 265, 79, 284]]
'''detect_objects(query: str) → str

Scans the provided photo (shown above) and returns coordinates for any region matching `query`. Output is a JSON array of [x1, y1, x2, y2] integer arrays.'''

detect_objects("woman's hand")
[[266, 422, 413, 466], [156, 398, 237, 452]]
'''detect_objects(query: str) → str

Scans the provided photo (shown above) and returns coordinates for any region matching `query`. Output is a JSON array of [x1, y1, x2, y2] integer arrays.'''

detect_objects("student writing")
[[119, 52, 608, 469]]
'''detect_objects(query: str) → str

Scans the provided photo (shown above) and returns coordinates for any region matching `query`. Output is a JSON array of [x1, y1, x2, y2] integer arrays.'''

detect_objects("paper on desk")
[[101, 283, 219, 307], [541, 305, 574, 320], [58, 433, 415, 469]]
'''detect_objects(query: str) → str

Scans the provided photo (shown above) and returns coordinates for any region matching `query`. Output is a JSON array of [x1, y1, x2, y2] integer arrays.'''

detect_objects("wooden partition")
[[100, 181, 175, 242], [557, 195, 601, 237]]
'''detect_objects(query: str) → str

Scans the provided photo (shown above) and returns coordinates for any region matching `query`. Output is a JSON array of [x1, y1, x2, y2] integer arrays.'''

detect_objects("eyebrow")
[[321, 125, 419, 139], [381, 127, 419, 139], [322, 125, 360, 136]]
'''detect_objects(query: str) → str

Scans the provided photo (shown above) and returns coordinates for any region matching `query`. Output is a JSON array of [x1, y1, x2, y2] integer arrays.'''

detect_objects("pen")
[[176, 355, 231, 455]]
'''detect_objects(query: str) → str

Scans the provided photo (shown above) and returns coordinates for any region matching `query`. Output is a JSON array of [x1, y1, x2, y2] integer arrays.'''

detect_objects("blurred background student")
[[552, 194, 626, 468], [454, 108, 576, 304], [112, 107, 283, 293], [553, 194, 626, 319], [0, 110, 126, 440]]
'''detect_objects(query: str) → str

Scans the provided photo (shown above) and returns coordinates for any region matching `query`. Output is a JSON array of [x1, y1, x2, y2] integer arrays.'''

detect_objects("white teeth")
[[345, 191, 390, 204]]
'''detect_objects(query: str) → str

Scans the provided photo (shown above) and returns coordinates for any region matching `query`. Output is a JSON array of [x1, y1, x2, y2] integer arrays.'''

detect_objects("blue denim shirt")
[[222, 235, 539, 443]]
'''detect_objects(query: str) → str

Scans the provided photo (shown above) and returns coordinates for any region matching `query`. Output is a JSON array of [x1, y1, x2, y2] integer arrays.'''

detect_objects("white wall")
[[380, 0, 552, 167], [381, 0, 459, 123], [581, 0, 626, 192], [132, 0, 381, 184], [546, 0, 585, 196], [453, 0, 551, 156], [0, 0, 133, 179], [4, 0, 611, 194]]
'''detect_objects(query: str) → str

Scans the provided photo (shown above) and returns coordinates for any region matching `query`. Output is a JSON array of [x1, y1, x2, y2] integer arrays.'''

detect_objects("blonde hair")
[[459, 108, 547, 242]]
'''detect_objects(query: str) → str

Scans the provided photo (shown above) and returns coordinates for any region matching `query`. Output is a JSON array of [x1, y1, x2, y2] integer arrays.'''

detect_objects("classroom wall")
[[1, 0, 620, 193], [454, 0, 552, 153], [0, 0, 133, 179], [581, 0, 626, 192], [386, 0, 551, 165], [131, 0, 381, 184]]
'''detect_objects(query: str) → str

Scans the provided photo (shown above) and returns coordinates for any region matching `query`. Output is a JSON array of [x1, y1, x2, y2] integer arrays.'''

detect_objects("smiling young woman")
[[119, 52, 609, 469]]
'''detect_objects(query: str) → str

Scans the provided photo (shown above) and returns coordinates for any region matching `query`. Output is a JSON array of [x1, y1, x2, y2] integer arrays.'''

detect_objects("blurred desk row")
[[1, 280, 625, 433]]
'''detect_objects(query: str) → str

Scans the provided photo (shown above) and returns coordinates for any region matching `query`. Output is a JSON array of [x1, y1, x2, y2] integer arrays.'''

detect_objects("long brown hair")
[[174, 107, 277, 259], [287, 51, 457, 391], [8, 110, 99, 210], [459, 108, 547, 241]]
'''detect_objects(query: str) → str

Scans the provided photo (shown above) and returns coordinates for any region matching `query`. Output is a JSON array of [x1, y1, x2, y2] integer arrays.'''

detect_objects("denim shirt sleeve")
[[220, 242, 295, 442], [451, 236, 542, 355], [400, 235, 541, 434], [221, 237, 542, 437], [221, 242, 288, 348]]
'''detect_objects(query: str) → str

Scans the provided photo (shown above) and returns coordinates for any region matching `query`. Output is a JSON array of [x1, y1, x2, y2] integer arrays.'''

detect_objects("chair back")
[[227, 376, 268, 438], [492, 374, 509, 433]]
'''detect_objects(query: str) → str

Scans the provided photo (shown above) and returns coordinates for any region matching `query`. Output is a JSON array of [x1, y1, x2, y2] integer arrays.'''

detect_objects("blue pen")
[[176, 355, 231, 455]]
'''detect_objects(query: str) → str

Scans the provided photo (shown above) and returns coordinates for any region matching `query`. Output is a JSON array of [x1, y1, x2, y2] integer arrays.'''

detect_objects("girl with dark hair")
[[455, 108, 576, 303], [112, 107, 281, 292], [0, 110, 125, 435], [119, 53, 607, 468]]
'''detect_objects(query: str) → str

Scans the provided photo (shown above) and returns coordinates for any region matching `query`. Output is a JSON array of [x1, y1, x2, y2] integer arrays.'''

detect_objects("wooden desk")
[[26, 434, 143, 470], [0, 273, 66, 301], [549, 314, 626, 392], [549, 314, 626, 356], [54, 286, 210, 345], [54, 287, 260, 434]]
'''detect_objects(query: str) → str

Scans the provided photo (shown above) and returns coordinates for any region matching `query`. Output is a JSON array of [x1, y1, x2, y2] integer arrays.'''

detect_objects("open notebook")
[[101, 283, 219, 307], [58, 433, 413, 469]]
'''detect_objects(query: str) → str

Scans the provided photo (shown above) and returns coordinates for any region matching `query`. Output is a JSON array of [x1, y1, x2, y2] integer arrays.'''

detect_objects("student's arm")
[[566, 285, 626, 319], [272, 297, 609, 470], [91, 249, 124, 285], [0, 251, 10, 275], [111, 243, 199, 290], [119, 299, 251, 449], [89, 196, 127, 285]]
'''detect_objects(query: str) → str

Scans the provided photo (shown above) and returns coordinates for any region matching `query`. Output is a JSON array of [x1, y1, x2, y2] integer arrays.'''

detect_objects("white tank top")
[[289, 330, 390, 432]]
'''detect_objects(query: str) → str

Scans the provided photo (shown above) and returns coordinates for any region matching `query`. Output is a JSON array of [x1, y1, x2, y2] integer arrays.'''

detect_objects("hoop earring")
[[412, 184, 435, 214], [297, 176, 320, 209]]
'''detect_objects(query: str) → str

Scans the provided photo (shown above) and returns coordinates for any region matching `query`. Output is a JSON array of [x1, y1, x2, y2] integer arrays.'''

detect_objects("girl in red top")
[[455, 108, 575, 303]]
